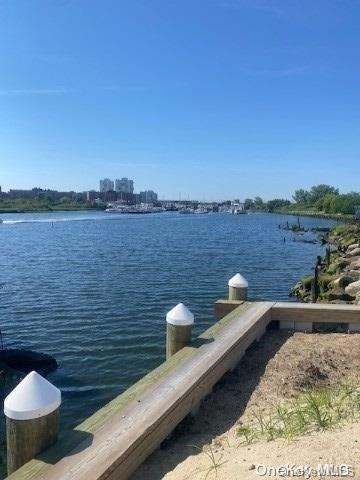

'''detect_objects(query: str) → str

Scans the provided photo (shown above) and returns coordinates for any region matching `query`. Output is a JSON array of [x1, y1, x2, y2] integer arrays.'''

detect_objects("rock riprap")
[[291, 223, 360, 304]]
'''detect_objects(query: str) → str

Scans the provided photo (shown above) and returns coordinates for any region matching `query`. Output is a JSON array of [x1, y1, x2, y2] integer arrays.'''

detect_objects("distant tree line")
[[244, 184, 360, 215], [291, 184, 360, 215], [244, 197, 290, 212]]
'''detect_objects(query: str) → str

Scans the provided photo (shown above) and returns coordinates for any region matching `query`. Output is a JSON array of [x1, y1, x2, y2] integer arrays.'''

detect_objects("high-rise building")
[[139, 190, 158, 203], [99, 178, 114, 192], [115, 178, 134, 194]]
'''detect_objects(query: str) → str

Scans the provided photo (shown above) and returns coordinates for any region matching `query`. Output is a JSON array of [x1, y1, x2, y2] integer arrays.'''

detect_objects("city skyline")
[[1, 1, 360, 200]]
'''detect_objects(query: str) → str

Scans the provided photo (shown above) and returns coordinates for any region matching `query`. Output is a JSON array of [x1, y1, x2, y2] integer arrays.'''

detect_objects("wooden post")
[[325, 246, 331, 267], [166, 303, 194, 359], [311, 266, 319, 303], [4, 371, 61, 475], [228, 273, 248, 301]]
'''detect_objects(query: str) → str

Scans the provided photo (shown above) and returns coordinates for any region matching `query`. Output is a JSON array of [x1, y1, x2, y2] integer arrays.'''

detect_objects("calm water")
[[0, 211, 336, 436]]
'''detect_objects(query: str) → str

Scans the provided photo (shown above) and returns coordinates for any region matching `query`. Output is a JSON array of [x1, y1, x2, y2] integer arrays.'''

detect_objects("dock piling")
[[4, 371, 61, 475], [166, 303, 194, 359], [228, 273, 248, 301], [325, 246, 331, 266]]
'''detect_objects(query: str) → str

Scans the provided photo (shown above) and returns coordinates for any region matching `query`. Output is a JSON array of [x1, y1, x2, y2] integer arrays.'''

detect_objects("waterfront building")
[[139, 190, 158, 203], [86, 190, 97, 202], [7, 188, 84, 202], [99, 179, 114, 192], [115, 178, 134, 194]]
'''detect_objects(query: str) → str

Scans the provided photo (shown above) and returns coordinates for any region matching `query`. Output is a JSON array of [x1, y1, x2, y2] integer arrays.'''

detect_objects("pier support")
[[228, 273, 248, 301], [166, 303, 194, 359], [4, 371, 61, 475]]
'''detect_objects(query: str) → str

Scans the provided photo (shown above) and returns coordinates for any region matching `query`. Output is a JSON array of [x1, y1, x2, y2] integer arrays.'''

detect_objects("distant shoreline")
[[0, 207, 103, 214], [273, 209, 354, 223]]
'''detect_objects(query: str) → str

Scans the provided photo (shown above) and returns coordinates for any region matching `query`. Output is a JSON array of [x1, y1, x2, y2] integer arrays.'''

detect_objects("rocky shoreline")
[[291, 223, 360, 305]]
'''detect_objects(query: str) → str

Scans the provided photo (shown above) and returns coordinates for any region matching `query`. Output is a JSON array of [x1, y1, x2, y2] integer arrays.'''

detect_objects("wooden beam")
[[272, 302, 360, 325], [214, 299, 244, 319]]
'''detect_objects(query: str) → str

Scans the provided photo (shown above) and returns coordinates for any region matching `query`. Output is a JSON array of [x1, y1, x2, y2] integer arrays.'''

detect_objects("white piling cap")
[[166, 303, 194, 326], [228, 273, 248, 288], [4, 371, 61, 420]]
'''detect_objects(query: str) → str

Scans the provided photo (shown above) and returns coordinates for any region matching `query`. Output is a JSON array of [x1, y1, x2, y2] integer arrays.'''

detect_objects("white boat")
[[105, 204, 163, 214], [178, 208, 194, 214], [233, 208, 247, 215], [230, 201, 247, 214], [194, 208, 209, 214]]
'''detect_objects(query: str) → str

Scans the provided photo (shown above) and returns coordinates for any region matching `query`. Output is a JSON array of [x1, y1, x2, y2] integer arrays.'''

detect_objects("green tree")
[[244, 198, 254, 210], [254, 197, 264, 209], [308, 184, 339, 204], [331, 193, 360, 214], [267, 199, 291, 212], [316, 193, 337, 212], [293, 189, 310, 204]]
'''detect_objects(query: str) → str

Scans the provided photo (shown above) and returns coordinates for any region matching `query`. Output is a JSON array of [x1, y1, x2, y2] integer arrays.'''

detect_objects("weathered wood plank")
[[214, 299, 244, 319], [272, 302, 360, 324]]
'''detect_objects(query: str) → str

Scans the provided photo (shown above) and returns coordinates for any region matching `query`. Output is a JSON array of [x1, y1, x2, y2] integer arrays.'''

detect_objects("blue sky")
[[0, 0, 359, 201]]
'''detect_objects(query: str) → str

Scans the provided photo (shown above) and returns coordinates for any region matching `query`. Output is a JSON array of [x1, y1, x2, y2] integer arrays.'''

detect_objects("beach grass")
[[237, 384, 360, 445]]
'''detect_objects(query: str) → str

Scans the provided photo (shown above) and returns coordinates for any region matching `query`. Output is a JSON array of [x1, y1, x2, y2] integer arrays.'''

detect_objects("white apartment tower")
[[99, 178, 114, 192], [115, 178, 134, 194]]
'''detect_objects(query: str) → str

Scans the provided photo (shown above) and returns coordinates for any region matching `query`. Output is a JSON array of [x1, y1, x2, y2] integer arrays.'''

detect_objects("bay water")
[[0, 211, 336, 442]]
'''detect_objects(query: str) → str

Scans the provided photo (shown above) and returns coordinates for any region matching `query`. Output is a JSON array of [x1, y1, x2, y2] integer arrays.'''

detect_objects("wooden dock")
[[7, 300, 360, 480]]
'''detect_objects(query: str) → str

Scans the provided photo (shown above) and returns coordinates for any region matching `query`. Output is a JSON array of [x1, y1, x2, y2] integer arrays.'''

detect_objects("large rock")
[[345, 280, 360, 297], [346, 247, 360, 257], [338, 258, 352, 269], [348, 270, 360, 280], [327, 289, 355, 302], [350, 259, 360, 270], [332, 276, 355, 289], [347, 243, 360, 251]]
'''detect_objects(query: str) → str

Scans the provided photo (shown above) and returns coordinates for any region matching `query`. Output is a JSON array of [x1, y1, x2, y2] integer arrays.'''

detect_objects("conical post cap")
[[228, 273, 248, 288], [166, 303, 194, 326], [4, 371, 61, 420]]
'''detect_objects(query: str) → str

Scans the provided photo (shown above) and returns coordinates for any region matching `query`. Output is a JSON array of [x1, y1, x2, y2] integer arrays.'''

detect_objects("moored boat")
[[178, 208, 195, 214], [105, 204, 164, 214]]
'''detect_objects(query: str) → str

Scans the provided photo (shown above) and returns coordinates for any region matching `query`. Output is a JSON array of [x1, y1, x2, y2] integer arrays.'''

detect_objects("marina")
[[105, 204, 164, 214]]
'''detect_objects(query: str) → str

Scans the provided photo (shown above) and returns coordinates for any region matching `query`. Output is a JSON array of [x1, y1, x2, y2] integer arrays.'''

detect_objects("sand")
[[132, 331, 360, 480]]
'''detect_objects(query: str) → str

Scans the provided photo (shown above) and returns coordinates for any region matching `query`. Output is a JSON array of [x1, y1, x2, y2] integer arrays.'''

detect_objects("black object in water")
[[0, 349, 58, 376]]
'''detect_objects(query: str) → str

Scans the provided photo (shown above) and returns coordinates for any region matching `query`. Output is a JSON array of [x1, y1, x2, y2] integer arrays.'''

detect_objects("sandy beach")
[[133, 330, 360, 480]]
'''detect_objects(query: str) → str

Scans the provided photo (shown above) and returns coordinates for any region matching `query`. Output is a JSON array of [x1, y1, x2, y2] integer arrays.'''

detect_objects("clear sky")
[[0, 0, 359, 201]]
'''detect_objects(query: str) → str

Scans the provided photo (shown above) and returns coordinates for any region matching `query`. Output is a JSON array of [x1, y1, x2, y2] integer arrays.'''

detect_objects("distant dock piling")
[[166, 303, 194, 359], [4, 371, 61, 475], [228, 273, 248, 301]]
